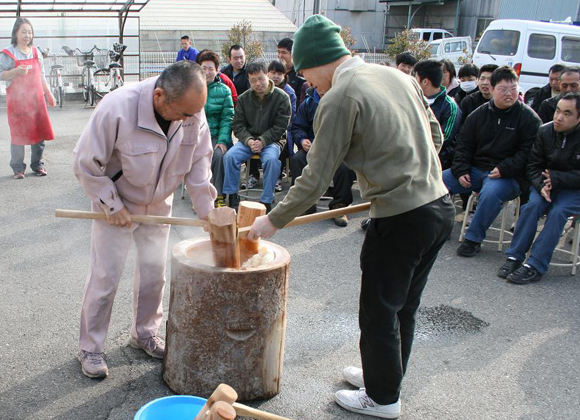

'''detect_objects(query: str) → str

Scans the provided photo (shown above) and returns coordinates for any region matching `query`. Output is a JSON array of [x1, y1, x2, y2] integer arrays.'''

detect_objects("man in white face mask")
[[414, 59, 462, 170], [454, 63, 479, 105]]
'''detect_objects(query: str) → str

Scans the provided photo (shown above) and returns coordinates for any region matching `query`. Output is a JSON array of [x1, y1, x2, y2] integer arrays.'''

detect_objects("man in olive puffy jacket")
[[199, 50, 234, 207], [498, 92, 580, 284], [222, 61, 291, 212]]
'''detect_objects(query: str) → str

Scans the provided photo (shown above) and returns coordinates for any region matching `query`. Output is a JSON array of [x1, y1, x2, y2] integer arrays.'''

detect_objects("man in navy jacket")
[[289, 87, 356, 226]]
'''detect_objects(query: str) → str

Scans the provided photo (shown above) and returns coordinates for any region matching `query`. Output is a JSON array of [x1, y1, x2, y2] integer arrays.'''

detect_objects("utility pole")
[[313, 0, 321, 14]]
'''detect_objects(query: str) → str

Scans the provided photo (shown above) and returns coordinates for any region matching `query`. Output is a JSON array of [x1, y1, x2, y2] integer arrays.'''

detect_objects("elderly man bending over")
[[73, 61, 216, 379]]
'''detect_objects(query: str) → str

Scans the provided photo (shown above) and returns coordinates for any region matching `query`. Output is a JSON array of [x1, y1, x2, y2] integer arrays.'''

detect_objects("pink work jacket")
[[73, 77, 216, 218]]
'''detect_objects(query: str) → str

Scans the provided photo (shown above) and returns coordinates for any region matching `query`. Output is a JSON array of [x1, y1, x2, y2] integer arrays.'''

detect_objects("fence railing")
[[139, 51, 391, 79], [1, 52, 392, 96]]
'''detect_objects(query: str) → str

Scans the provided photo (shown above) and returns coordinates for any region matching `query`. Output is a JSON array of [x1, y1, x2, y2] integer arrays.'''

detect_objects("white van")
[[411, 28, 454, 43], [473, 19, 580, 101], [428, 36, 473, 67]]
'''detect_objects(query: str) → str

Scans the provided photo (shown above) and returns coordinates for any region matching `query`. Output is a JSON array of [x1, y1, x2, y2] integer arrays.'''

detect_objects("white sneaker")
[[335, 389, 401, 419], [342, 366, 365, 388]]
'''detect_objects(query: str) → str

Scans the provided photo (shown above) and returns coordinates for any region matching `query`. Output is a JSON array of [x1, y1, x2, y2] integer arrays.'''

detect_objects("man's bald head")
[[154, 61, 207, 121], [155, 60, 206, 103]]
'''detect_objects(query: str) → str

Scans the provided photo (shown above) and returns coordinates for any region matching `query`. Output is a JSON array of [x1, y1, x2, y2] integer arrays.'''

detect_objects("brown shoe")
[[78, 350, 108, 378], [129, 335, 165, 359]]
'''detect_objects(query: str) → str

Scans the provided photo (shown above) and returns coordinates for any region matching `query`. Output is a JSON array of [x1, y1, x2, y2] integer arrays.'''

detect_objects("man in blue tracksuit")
[[176, 35, 199, 62], [289, 87, 356, 226]]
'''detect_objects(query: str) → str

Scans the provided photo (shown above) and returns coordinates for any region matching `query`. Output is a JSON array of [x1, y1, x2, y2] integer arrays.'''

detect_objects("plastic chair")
[[459, 191, 521, 252], [238, 154, 263, 201], [550, 215, 580, 275]]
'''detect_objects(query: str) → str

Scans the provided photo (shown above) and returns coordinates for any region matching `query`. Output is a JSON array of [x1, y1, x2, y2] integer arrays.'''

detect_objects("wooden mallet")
[[198, 401, 237, 420], [194, 384, 238, 420], [194, 383, 295, 420]]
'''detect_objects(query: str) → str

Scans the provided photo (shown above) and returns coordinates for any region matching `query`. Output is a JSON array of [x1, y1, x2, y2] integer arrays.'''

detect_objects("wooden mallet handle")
[[55, 209, 208, 228], [238, 202, 371, 236], [194, 384, 238, 420]]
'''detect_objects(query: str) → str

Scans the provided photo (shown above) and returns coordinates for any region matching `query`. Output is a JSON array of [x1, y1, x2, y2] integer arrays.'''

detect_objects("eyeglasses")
[[495, 86, 519, 94]]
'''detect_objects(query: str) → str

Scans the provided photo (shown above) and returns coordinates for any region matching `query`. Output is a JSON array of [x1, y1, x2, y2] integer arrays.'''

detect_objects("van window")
[[429, 43, 440, 56], [422, 33, 430, 42], [477, 30, 520, 56], [433, 32, 443, 41], [444, 32, 453, 39], [562, 36, 580, 63], [527, 33, 556, 60]]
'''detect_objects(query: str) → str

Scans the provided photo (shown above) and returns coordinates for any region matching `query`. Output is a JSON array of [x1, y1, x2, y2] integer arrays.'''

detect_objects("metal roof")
[[0, 0, 149, 16], [140, 0, 297, 32]]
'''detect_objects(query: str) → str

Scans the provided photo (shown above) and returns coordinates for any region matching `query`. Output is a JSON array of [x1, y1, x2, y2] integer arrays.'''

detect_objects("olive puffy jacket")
[[205, 77, 234, 146]]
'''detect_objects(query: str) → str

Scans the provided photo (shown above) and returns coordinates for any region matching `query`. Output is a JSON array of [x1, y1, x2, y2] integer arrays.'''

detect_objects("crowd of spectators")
[[177, 35, 580, 279]]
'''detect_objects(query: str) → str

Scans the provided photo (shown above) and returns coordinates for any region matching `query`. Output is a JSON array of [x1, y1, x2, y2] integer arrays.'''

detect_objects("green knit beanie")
[[292, 15, 351, 72]]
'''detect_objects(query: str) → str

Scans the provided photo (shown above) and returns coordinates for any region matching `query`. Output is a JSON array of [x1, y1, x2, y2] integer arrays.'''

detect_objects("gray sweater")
[[268, 56, 448, 228]]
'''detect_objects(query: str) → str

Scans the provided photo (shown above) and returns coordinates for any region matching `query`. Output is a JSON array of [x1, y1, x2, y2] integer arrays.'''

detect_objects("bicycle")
[[75, 45, 106, 107], [45, 46, 71, 109], [100, 43, 127, 92]]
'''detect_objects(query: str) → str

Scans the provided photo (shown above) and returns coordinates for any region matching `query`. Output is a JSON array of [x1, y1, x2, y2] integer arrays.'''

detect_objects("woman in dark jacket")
[[198, 50, 234, 207]]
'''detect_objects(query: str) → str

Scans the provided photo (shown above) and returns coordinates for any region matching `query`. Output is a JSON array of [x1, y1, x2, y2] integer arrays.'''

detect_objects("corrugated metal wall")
[[499, 0, 578, 21]]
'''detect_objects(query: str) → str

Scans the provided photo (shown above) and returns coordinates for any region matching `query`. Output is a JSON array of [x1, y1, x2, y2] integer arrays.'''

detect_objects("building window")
[[527, 34, 556, 60], [562, 37, 580, 63], [476, 18, 494, 41]]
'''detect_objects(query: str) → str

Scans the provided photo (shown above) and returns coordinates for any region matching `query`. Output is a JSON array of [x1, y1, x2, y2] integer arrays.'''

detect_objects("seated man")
[[459, 64, 499, 125], [537, 66, 580, 124], [531, 63, 564, 112], [223, 62, 291, 212], [454, 63, 479, 105], [443, 66, 541, 257], [498, 92, 580, 284], [414, 59, 462, 170], [395, 51, 417, 75], [290, 86, 356, 226]]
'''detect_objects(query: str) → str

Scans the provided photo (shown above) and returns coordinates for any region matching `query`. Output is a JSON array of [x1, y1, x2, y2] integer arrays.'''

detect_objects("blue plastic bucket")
[[134, 395, 207, 420]]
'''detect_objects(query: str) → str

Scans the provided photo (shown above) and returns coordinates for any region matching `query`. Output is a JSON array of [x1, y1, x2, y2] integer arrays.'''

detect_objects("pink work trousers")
[[79, 199, 171, 353]]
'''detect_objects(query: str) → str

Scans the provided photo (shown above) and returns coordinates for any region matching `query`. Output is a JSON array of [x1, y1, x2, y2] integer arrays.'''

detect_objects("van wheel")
[[524, 88, 539, 107]]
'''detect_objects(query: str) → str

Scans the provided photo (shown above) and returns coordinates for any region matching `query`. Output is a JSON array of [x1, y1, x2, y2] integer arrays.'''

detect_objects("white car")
[[411, 28, 454, 43], [428, 36, 473, 67]]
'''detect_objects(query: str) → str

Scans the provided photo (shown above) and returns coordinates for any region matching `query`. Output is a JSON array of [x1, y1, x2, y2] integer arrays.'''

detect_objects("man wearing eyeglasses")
[[537, 66, 580, 124], [442, 66, 542, 257]]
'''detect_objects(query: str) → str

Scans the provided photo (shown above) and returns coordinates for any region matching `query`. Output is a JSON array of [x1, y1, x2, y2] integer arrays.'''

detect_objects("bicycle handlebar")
[[75, 45, 104, 56]]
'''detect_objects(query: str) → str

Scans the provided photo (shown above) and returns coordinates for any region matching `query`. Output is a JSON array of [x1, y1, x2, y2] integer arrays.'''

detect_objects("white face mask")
[[460, 80, 477, 92]]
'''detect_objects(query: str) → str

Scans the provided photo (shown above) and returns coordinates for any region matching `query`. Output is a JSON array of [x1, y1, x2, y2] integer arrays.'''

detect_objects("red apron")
[[2, 47, 54, 145]]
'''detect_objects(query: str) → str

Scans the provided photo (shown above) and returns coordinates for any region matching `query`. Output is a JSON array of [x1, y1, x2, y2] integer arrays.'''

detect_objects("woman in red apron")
[[1, 18, 55, 179]]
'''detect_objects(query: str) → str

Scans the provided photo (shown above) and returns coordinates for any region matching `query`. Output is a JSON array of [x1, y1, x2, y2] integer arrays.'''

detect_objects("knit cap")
[[292, 14, 351, 71]]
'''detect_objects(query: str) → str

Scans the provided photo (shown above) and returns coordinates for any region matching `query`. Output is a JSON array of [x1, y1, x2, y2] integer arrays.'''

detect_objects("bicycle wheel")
[[88, 86, 95, 107], [82, 69, 88, 102], [54, 85, 61, 107], [58, 86, 64, 109]]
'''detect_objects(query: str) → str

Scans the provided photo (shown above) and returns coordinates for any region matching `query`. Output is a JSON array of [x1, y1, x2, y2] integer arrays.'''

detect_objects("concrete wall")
[[140, 29, 294, 57], [272, 0, 388, 51]]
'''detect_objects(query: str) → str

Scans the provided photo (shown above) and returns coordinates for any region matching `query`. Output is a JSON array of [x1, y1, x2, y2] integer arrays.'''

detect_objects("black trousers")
[[359, 195, 455, 404], [290, 149, 356, 208]]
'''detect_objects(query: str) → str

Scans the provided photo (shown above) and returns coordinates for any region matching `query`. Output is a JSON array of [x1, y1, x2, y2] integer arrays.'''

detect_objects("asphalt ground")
[[0, 102, 579, 420]]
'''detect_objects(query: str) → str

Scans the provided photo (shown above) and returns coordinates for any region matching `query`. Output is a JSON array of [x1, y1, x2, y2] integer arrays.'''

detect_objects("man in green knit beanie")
[[249, 15, 455, 419]]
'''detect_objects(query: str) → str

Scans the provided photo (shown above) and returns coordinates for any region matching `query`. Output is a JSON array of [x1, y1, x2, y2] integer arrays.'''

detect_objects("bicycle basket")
[[76, 52, 94, 67], [94, 49, 110, 69]]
